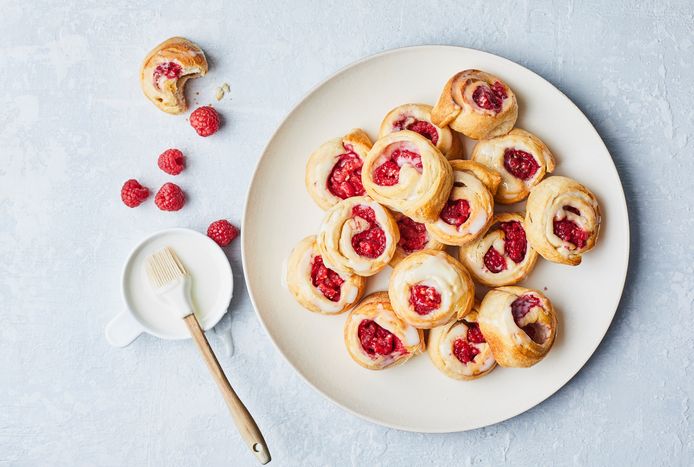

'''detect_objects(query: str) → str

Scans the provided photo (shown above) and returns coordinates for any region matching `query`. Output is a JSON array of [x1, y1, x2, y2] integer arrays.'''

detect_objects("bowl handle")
[[105, 311, 143, 347]]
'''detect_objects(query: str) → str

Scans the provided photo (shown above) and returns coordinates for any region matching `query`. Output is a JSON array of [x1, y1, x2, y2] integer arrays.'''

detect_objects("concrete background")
[[1, 0, 692, 465]]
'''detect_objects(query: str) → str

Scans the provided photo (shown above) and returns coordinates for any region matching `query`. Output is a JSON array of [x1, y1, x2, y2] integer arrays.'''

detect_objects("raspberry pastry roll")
[[362, 131, 453, 223], [525, 176, 601, 266], [378, 104, 463, 160], [428, 305, 496, 380], [478, 287, 557, 368], [426, 160, 501, 246], [286, 236, 366, 314], [390, 212, 445, 267], [459, 213, 538, 287], [140, 37, 208, 114], [305, 129, 373, 210], [431, 70, 518, 140], [344, 292, 425, 370], [317, 197, 399, 277], [471, 128, 556, 204], [388, 250, 474, 329]]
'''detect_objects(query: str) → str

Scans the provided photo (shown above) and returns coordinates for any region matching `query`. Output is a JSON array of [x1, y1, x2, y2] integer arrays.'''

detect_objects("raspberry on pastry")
[[140, 37, 208, 114], [378, 104, 462, 160], [344, 292, 424, 370], [305, 129, 372, 210], [428, 305, 496, 380], [471, 128, 555, 204], [390, 212, 445, 267], [431, 70, 518, 140]]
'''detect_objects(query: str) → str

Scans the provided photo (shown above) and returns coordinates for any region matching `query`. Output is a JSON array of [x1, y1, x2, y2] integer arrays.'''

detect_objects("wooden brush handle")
[[184, 314, 271, 464]]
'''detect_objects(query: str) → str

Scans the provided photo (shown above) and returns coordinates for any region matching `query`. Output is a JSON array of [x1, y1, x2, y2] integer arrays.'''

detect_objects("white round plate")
[[242, 46, 629, 432]]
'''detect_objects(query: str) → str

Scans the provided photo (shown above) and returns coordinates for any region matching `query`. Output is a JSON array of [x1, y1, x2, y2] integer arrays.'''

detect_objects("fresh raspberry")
[[121, 179, 150, 208], [207, 219, 239, 246], [189, 106, 220, 137], [154, 182, 185, 211], [157, 148, 186, 175]]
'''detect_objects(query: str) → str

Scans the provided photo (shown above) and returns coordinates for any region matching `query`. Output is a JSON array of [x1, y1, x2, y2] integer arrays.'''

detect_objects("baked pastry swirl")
[[426, 160, 500, 246], [525, 176, 601, 266], [316, 196, 398, 276], [378, 104, 462, 160], [140, 37, 208, 114], [478, 287, 557, 368], [390, 212, 445, 267], [305, 129, 373, 210], [428, 305, 496, 380], [431, 70, 518, 140], [344, 292, 424, 370], [459, 213, 538, 287], [388, 250, 474, 329], [286, 236, 366, 314], [471, 128, 555, 204], [362, 131, 453, 223]]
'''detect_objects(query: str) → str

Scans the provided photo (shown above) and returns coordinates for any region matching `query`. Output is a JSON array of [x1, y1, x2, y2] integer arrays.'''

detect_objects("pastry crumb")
[[215, 82, 231, 101]]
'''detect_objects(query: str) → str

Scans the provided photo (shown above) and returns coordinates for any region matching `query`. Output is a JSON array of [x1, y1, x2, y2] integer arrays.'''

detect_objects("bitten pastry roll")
[[286, 236, 366, 314], [316, 196, 399, 276], [459, 213, 538, 287], [362, 131, 453, 223], [428, 305, 496, 380], [525, 176, 601, 266], [471, 128, 555, 204], [305, 129, 373, 210], [344, 292, 425, 370], [140, 37, 208, 114], [390, 212, 445, 267], [478, 286, 557, 368], [388, 250, 474, 329], [431, 69, 518, 140], [378, 103, 462, 160], [426, 160, 501, 246]]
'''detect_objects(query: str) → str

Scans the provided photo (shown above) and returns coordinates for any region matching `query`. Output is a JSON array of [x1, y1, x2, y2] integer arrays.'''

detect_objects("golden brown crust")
[[427, 308, 497, 380], [425, 160, 497, 246], [471, 128, 556, 204], [316, 196, 399, 276], [388, 250, 474, 329], [305, 129, 373, 210], [378, 103, 463, 160], [459, 212, 539, 287], [431, 70, 518, 140], [362, 131, 453, 223], [286, 236, 366, 314], [140, 37, 208, 114], [525, 176, 601, 266], [344, 292, 425, 370], [478, 286, 557, 368]]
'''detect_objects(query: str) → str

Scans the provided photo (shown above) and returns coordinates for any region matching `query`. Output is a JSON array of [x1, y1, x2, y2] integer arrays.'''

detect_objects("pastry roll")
[[471, 128, 555, 204], [316, 196, 399, 276], [459, 213, 538, 287], [344, 292, 425, 370], [428, 306, 496, 380], [478, 286, 557, 368], [390, 212, 445, 267], [431, 70, 518, 140], [426, 160, 500, 246], [378, 103, 462, 160], [286, 236, 366, 314], [362, 131, 453, 223], [525, 176, 601, 266], [140, 37, 208, 114], [388, 250, 474, 329], [305, 129, 373, 210]]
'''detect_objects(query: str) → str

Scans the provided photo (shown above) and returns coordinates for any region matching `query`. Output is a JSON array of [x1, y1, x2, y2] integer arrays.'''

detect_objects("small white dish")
[[106, 228, 233, 347], [242, 46, 630, 432]]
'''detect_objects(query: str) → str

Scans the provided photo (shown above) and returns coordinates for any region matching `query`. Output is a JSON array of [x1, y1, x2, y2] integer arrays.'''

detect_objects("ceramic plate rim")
[[241, 45, 630, 432]]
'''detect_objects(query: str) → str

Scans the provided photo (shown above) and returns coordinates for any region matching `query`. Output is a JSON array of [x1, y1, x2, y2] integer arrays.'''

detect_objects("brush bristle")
[[145, 247, 188, 288]]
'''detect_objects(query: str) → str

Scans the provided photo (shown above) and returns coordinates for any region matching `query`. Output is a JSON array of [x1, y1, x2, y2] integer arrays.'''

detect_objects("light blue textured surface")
[[1, 1, 692, 465]]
